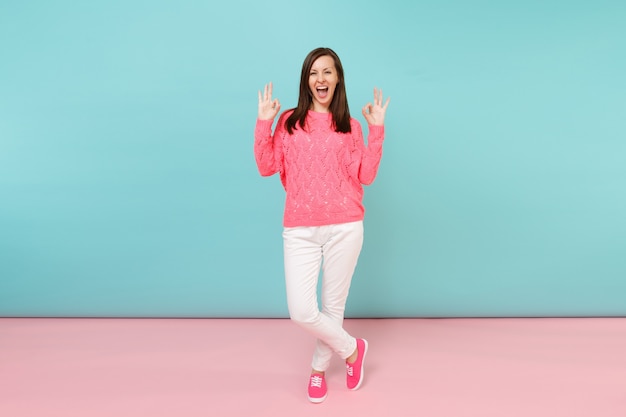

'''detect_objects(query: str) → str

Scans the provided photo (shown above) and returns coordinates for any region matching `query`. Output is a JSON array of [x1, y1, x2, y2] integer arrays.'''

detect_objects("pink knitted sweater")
[[254, 110, 385, 227]]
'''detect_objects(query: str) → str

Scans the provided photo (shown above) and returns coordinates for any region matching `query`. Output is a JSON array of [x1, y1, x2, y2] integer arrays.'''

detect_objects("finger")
[[383, 96, 390, 111], [258, 90, 262, 103], [268, 82, 273, 101]]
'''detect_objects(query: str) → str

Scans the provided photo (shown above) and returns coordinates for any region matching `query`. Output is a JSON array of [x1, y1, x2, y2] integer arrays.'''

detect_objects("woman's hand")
[[362, 87, 390, 126], [258, 82, 281, 121]]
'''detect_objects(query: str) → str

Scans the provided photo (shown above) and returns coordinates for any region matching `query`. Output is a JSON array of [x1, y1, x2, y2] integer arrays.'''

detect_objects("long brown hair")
[[285, 47, 351, 134]]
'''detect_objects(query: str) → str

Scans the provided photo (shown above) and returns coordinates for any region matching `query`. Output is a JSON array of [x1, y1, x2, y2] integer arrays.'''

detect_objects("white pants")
[[282, 221, 363, 372]]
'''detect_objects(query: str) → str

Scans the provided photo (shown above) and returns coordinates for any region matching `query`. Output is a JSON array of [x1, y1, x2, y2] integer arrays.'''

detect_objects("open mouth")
[[316, 86, 329, 99]]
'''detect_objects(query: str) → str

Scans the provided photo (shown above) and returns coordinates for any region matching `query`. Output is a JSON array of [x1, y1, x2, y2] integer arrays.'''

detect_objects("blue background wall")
[[1, 0, 625, 317]]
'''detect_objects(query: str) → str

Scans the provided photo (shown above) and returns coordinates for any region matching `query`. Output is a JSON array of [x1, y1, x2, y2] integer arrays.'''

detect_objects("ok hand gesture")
[[362, 88, 390, 126], [258, 82, 281, 121]]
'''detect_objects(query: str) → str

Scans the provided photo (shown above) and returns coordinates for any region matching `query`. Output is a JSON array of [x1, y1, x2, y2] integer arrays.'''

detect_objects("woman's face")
[[308, 55, 338, 112]]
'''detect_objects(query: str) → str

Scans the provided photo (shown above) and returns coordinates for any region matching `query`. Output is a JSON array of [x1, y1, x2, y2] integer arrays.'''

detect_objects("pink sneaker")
[[346, 338, 368, 390], [307, 373, 327, 403]]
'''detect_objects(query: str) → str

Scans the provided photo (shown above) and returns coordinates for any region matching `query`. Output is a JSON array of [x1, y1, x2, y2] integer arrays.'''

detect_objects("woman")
[[254, 47, 389, 403]]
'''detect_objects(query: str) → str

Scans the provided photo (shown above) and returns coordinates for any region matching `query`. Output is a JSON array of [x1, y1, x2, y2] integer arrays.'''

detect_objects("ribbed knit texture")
[[255, 110, 385, 227]]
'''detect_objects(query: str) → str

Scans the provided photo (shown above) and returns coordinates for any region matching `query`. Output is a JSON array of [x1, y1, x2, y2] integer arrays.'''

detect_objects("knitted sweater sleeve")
[[254, 116, 285, 177], [353, 121, 385, 185]]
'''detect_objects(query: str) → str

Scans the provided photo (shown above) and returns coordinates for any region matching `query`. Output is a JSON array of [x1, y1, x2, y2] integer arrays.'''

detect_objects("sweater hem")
[[283, 215, 365, 228]]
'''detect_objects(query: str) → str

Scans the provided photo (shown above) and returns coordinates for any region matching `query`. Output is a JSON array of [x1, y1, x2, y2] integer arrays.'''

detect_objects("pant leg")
[[311, 221, 363, 371], [283, 223, 360, 371]]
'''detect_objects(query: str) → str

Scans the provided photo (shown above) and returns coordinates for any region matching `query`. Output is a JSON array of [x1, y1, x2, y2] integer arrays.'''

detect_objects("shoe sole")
[[308, 393, 327, 403], [349, 338, 368, 391]]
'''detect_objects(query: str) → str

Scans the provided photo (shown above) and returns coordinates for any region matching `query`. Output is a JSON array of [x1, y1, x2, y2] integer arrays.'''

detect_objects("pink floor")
[[1, 318, 625, 417]]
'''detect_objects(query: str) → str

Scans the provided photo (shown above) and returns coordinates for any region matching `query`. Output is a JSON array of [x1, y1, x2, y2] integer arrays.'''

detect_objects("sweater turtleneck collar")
[[308, 109, 332, 119]]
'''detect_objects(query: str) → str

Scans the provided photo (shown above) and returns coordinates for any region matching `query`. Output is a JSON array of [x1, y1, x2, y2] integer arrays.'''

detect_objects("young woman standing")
[[254, 47, 389, 403]]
